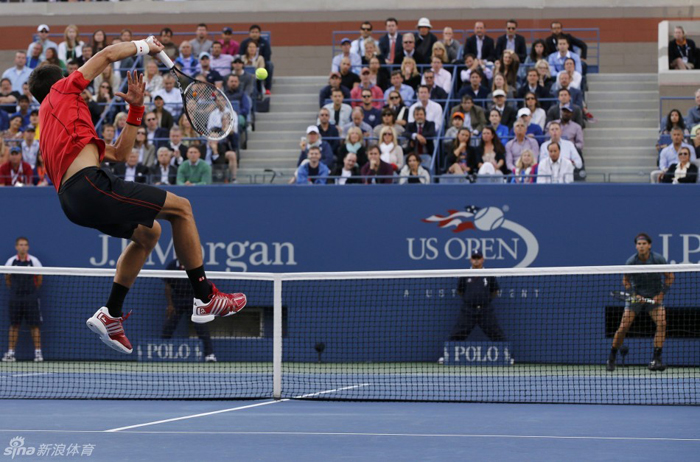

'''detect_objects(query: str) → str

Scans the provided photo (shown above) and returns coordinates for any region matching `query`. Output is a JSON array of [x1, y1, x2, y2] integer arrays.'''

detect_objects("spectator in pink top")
[[218, 27, 240, 56]]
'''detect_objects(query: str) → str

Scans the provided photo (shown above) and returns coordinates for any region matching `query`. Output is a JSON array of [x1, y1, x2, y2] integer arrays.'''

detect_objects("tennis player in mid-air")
[[28, 37, 246, 354]]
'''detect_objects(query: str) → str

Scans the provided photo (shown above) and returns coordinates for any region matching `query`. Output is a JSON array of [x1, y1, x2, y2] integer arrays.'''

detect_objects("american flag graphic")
[[422, 205, 481, 233]]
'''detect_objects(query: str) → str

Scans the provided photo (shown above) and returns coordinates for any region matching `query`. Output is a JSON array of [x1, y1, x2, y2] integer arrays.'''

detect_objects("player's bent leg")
[[156, 192, 203, 270], [648, 307, 667, 371], [608, 310, 636, 371], [156, 192, 247, 323], [114, 222, 162, 288], [87, 224, 160, 355]]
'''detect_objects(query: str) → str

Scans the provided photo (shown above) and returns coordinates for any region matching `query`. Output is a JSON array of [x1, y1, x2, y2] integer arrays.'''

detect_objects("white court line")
[[104, 400, 281, 432], [293, 383, 369, 399], [0, 429, 698, 442], [104, 383, 369, 433], [12, 372, 53, 378]]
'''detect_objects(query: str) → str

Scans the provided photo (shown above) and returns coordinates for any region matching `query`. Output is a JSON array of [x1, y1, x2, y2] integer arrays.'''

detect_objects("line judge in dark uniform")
[[2, 237, 43, 363], [448, 250, 506, 342]]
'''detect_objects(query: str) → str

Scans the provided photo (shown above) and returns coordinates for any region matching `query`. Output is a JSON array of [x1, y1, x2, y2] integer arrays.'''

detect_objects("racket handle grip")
[[146, 35, 175, 69]]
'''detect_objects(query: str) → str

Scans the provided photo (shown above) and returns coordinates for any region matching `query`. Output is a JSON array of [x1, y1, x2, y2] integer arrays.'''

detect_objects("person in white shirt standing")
[[537, 141, 574, 183], [539, 121, 582, 169], [20, 126, 40, 169], [408, 85, 443, 130]]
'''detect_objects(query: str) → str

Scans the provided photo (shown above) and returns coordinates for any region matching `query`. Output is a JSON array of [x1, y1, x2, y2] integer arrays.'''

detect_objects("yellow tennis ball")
[[255, 68, 268, 80]]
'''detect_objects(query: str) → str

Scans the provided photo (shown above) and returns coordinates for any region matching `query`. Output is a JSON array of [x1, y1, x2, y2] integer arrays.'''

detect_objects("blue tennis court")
[[0, 399, 698, 461]]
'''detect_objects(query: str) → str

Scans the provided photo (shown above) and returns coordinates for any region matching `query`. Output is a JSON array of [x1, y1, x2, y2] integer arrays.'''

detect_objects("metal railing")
[[38, 30, 272, 46]]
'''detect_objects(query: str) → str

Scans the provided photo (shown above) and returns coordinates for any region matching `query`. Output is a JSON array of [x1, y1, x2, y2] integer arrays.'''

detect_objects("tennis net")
[[0, 265, 698, 404]]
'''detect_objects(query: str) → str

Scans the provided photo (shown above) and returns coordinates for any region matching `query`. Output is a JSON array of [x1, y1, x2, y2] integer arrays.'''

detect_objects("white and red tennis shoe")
[[191, 284, 247, 324], [86, 307, 133, 354]]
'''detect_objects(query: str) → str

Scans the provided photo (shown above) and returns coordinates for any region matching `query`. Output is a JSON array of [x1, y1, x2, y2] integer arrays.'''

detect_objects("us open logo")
[[408, 205, 539, 267]]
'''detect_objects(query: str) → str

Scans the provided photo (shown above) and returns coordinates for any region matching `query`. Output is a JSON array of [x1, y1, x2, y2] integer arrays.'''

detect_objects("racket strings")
[[183, 82, 235, 140]]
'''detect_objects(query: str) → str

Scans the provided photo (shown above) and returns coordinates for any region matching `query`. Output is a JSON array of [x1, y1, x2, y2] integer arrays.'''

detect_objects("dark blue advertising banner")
[[1, 185, 697, 272]]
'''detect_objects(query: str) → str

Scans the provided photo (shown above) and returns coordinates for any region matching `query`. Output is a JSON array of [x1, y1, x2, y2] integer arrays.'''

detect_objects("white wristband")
[[132, 40, 149, 56]]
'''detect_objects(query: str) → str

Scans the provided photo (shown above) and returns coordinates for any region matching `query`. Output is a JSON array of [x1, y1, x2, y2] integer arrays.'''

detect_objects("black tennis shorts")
[[58, 167, 167, 240], [9, 298, 42, 326]]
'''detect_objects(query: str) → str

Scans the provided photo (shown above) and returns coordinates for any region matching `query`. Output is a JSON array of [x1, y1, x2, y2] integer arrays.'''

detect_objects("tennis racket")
[[146, 36, 234, 141], [610, 291, 657, 305]]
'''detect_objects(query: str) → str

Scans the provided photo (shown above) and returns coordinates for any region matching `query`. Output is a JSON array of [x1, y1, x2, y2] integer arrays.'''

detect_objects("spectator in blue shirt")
[[332, 38, 362, 74], [548, 37, 582, 76], [686, 89, 700, 128], [10, 96, 31, 130], [658, 127, 695, 169], [384, 70, 415, 106], [2, 52, 32, 93], [175, 41, 200, 76], [295, 146, 329, 184], [319, 72, 351, 108]]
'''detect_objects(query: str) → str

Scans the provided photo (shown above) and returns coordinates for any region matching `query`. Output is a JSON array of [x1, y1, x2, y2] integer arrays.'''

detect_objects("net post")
[[272, 275, 282, 399]]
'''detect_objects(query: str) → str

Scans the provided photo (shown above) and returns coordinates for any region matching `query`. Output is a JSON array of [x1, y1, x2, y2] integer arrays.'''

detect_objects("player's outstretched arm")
[[78, 39, 163, 82], [104, 71, 146, 163]]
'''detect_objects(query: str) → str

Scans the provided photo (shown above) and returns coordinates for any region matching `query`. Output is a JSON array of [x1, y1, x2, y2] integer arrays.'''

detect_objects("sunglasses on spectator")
[[383, 133, 393, 136], [506, 27, 516, 30], [679, 151, 690, 155], [137, 131, 146, 135], [362, 94, 372, 98], [390, 96, 400, 100], [361, 27, 372, 31]]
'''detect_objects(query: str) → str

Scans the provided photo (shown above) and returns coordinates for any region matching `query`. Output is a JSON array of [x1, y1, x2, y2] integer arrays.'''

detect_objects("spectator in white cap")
[[298, 125, 335, 169], [414, 18, 437, 66], [27, 24, 57, 63], [489, 89, 516, 129], [515, 107, 544, 142], [332, 38, 362, 74], [198, 52, 223, 88]]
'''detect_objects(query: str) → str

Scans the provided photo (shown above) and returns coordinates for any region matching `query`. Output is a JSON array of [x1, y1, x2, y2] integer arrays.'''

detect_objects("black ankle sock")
[[654, 347, 663, 359], [106, 282, 129, 318], [609, 347, 618, 360], [186, 266, 213, 301]]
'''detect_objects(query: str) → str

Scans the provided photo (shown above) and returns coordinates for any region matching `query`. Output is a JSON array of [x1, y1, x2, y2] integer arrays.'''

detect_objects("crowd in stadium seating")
[[2, 19, 697, 185], [0, 22, 273, 186], [298, 17, 592, 184], [656, 88, 700, 183]]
